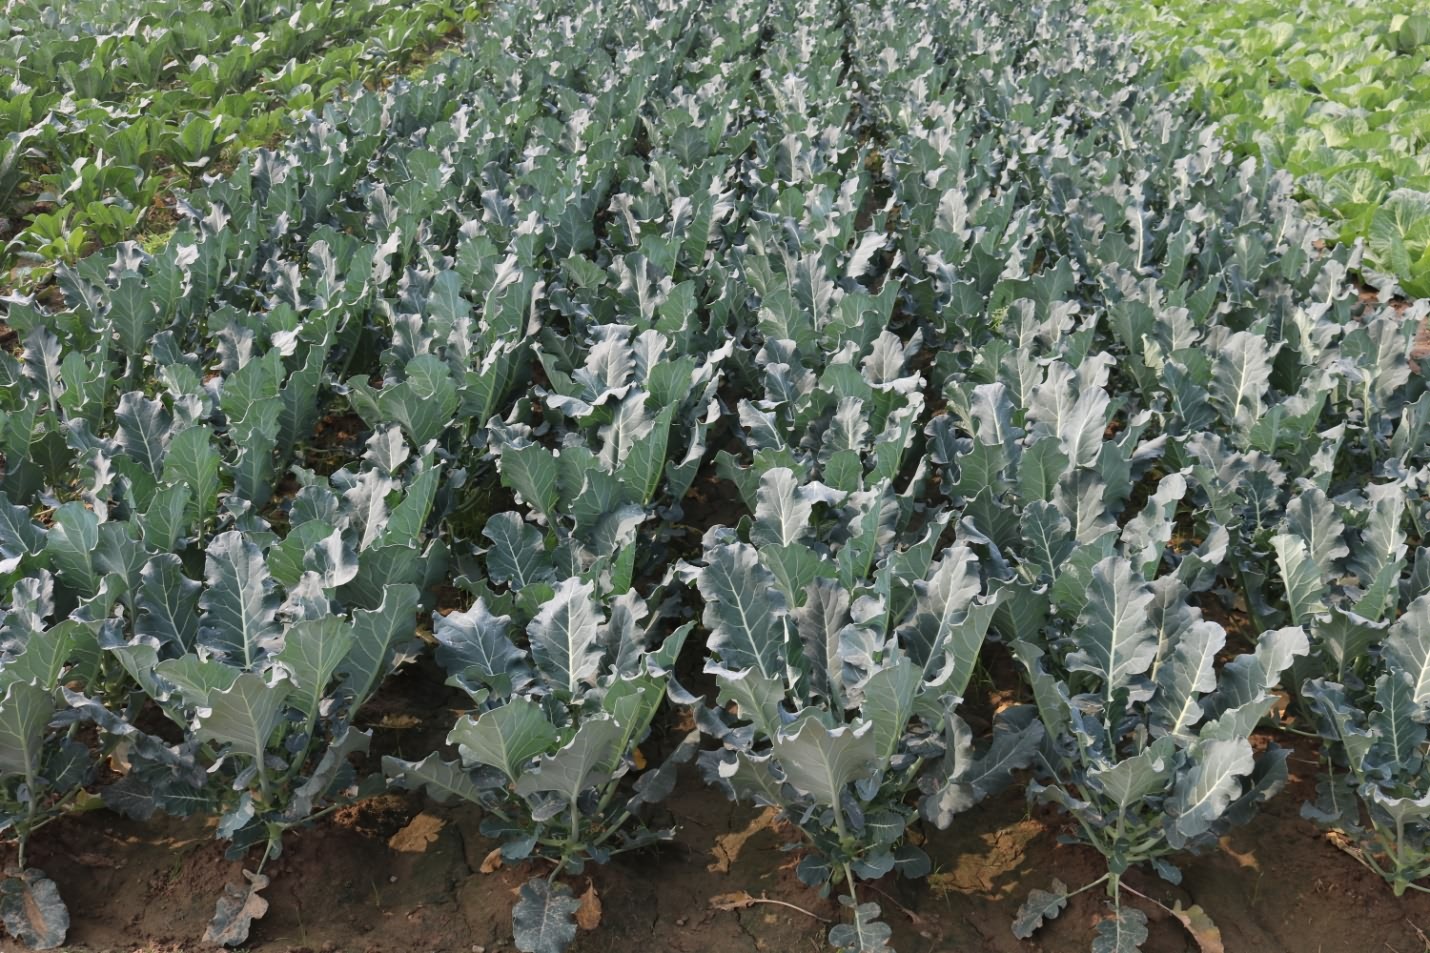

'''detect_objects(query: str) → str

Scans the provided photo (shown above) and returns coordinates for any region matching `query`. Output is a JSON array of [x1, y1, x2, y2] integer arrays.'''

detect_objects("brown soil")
[[12, 656, 1430, 953]]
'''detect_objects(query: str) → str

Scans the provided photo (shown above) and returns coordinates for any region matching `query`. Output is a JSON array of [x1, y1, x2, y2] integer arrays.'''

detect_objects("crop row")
[[0, 0, 1427, 952], [0, 0, 477, 269], [1093, 0, 1430, 298]]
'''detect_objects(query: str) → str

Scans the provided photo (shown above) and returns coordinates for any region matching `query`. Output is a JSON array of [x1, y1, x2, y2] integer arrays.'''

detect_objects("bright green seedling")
[[0, 0, 472, 264], [5, 209, 89, 265]]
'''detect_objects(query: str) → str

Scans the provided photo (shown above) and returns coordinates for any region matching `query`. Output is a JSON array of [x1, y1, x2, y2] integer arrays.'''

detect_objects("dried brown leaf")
[[1170, 902, 1225, 953], [707, 808, 776, 873], [388, 812, 445, 853], [576, 881, 602, 930], [709, 891, 758, 912], [202, 870, 269, 947], [68, 851, 120, 869], [708, 891, 830, 923], [1216, 836, 1260, 871]]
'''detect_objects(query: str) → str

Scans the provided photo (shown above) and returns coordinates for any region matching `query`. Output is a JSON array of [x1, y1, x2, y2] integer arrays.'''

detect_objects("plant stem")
[[18, 746, 38, 869], [589, 807, 634, 850], [840, 860, 860, 918], [899, 755, 926, 792], [1066, 872, 1111, 901], [23, 787, 84, 839], [297, 799, 349, 827], [1120, 881, 1176, 916], [254, 833, 278, 876], [280, 718, 321, 788], [1235, 564, 1273, 637], [256, 754, 272, 807]]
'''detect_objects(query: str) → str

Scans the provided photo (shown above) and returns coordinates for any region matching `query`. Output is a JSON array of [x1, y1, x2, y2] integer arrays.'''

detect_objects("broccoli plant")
[[82, 453, 439, 946], [1007, 556, 1307, 949], [1301, 594, 1430, 896], [0, 572, 105, 950], [384, 523, 695, 953], [1255, 464, 1430, 896], [690, 468, 1042, 953]]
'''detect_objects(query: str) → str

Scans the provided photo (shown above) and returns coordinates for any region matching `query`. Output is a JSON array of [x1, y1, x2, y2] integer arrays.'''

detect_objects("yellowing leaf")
[[1170, 902, 1225, 953]]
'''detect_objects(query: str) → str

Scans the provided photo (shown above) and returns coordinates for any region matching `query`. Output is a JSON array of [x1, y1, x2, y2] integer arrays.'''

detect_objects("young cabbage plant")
[[1303, 592, 1430, 896], [689, 468, 1041, 953], [1007, 556, 1307, 951], [87, 456, 439, 947], [384, 558, 694, 953]]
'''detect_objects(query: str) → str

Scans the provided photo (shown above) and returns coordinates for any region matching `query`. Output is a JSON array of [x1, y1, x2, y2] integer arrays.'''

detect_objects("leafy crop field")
[[0, 0, 1427, 951], [1097, 0, 1430, 297], [0, 0, 475, 272]]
